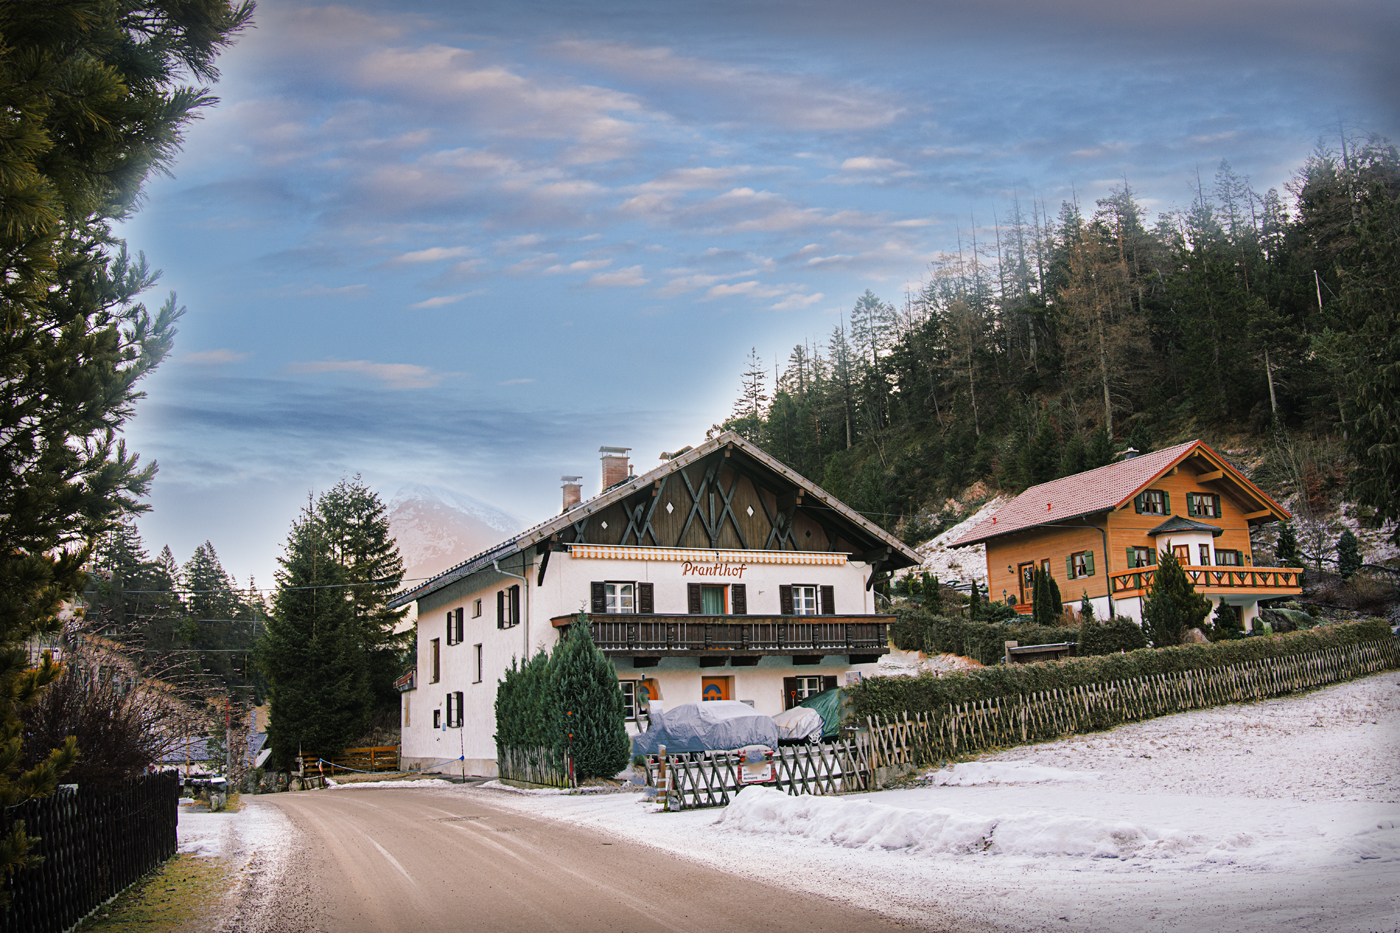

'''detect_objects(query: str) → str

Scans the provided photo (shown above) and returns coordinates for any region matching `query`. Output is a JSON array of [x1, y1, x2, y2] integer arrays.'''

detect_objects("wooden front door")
[[701, 677, 731, 701], [1018, 562, 1037, 605]]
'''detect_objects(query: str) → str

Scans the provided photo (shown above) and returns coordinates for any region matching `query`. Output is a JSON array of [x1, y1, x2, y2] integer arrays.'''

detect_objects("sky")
[[116, 0, 1400, 589]]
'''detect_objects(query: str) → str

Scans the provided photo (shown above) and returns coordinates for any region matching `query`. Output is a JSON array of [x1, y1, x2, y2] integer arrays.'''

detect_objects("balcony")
[[551, 613, 891, 660], [1108, 565, 1302, 599]]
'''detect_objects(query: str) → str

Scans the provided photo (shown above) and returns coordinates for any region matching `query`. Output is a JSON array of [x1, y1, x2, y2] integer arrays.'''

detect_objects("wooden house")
[[950, 440, 1301, 629], [388, 431, 920, 777]]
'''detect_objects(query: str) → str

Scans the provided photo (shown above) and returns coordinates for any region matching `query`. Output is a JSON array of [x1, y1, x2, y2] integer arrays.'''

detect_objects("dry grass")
[[73, 854, 233, 933]]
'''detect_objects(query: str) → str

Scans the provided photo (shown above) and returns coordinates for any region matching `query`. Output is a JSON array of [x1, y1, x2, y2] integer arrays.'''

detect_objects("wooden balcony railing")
[[1108, 565, 1303, 598], [551, 613, 891, 657]]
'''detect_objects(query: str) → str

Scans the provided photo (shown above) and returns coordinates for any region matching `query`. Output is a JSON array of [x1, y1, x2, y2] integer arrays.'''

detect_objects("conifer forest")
[[713, 140, 1400, 546]]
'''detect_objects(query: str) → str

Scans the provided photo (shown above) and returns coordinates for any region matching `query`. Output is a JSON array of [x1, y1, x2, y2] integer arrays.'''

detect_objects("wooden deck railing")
[[1109, 565, 1302, 597], [552, 614, 890, 657]]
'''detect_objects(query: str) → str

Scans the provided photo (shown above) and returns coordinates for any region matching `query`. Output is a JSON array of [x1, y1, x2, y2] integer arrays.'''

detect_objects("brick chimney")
[[600, 446, 631, 490], [561, 476, 582, 512]]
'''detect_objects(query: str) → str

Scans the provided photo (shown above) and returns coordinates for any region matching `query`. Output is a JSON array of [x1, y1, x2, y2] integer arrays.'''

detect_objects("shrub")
[[1078, 615, 1149, 655], [1208, 601, 1245, 641], [1337, 529, 1362, 580], [889, 608, 1073, 666], [850, 618, 1392, 720], [1142, 548, 1211, 647]]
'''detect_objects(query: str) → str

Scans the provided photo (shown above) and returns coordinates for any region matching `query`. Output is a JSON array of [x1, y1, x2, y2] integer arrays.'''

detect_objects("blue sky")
[[117, 0, 1400, 588]]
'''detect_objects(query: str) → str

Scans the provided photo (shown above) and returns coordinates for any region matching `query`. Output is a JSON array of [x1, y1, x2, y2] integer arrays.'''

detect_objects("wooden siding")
[[982, 460, 1275, 607], [555, 459, 860, 556]]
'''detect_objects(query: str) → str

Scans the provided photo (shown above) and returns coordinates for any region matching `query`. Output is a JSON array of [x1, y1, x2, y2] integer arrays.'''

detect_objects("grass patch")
[[74, 854, 233, 933]]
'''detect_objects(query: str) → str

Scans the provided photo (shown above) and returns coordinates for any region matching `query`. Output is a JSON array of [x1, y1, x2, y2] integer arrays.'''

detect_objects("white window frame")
[[605, 582, 635, 614], [473, 644, 483, 684], [792, 585, 818, 616], [472, 598, 482, 618], [794, 675, 823, 702], [618, 681, 637, 720]]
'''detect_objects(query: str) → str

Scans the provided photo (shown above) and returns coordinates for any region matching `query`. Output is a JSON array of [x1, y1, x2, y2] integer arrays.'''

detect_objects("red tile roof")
[[951, 440, 1207, 547]]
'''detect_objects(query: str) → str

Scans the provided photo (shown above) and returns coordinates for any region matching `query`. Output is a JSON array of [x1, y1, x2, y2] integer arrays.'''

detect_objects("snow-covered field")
[[180, 672, 1399, 932], [472, 672, 1400, 933]]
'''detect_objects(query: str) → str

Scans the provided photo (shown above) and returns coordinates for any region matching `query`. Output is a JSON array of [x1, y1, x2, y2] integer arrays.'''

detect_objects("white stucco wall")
[[400, 546, 882, 776]]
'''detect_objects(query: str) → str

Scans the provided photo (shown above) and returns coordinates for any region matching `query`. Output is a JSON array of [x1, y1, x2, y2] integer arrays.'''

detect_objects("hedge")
[[889, 607, 1073, 666], [852, 617, 1395, 719]]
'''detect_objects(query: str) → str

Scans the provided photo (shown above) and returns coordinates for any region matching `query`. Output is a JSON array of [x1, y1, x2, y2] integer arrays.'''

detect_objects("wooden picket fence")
[[0, 771, 179, 933], [497, 745, 574, 788], [646, 637, 1395, 811], [299, 745, 400, 775], [862, 638, 1398, 770], [646, 740, 874, 810]]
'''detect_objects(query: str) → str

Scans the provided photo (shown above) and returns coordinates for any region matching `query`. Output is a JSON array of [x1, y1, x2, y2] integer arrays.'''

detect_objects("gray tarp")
[[632, 701, 781, 755], [771, 706, 824, 742]]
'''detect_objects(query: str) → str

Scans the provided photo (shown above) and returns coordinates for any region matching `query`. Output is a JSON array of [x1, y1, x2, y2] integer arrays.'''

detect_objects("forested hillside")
[[713, 137, 1400, 548]]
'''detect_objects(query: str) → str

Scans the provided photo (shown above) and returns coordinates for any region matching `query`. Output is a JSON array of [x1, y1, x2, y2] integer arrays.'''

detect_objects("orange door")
[[1019, 563, 1036, 605], [701, 677, 731, 701]]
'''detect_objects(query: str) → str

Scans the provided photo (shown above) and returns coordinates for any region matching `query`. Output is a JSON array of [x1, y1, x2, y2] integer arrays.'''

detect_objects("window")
[[433, 708, 441, 729], [445, 691, 464, 728], [1199, 544, 1212, 566], [472, 598, 482, 618], [1187, 492, 1221, 519], [1172, 545, 1190, 563], [783, 675, 837, 709], [473, 644, 483, 684], [430, 638, 440, 683], [687, 583, 743, 614], [779, 584, 832, 616], [1126, 547, 1155, 568], [619, 681, 637, 720], [446, 607, 463, 646], [593, 581, 653, 614], [1215, 549, 1243, 566], [606, 582, 635, 614], [1134, 489, 1170, 515], [497, 585, 520, 629], [1066, 550, 1096, 579]]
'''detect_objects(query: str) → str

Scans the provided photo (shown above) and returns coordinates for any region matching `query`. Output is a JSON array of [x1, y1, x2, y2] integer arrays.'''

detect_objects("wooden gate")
[[644, 738, 873, 810]]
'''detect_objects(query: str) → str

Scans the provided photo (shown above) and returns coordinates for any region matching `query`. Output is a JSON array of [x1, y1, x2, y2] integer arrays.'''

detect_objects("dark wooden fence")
[[1, 771, 179, 933]]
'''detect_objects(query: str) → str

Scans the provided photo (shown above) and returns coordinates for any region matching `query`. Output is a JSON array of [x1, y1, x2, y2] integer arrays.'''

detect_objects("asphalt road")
[[227, 785, 942, 933]]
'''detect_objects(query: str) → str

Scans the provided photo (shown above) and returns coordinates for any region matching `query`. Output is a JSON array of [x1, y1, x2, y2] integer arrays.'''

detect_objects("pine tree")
[[1085, 424, 1115, 469], [260, 506, 369, 766], [1142, 548, 1211, 648], [1059, 432, 1087, 478], [0, 0, 250, 892], [317, 477, 408, 711], [1336, 529, 1362, 580], [549, 617, 630, 781], [1276, 521, 1302, 567]]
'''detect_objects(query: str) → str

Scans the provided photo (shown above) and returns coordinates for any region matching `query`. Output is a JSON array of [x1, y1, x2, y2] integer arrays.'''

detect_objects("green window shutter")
[[1126, 547, 1136, 568], [1066, 555, 1075, 579], [1085, 551, 1095, 575], [1163, 491, 1171, 514], [1213, 494, 1222, 517], [1134, 493, 1144, 514], [1187, 494, 1196, 517]]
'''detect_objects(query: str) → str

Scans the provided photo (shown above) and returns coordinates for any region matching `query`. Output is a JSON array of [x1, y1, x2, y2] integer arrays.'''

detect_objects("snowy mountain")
[[388, 484, 524, 586]]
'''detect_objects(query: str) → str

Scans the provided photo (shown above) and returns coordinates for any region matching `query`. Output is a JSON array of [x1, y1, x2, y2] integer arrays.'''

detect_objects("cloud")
[[770, 292, 824, 311], [184, 349, 250, 364], [840, 157, 907, 172], [554, 40, 905, 131], [588, 265, 649, 287], [286, 359, 446, 389], [543, 259, 612, 275], [411, 294, 469, 308], [393, 246, 474, 264]]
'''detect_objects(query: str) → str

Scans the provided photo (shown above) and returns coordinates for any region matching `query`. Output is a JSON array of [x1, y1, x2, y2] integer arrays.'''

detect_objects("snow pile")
[[718, 786, 1206, 860], [327, 778, 453, 789], [901, 496, 1007, 587], [923, 761, 1102, 786]]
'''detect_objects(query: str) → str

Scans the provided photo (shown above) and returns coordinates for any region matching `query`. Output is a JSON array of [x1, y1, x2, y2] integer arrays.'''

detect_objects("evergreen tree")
[[1059, 432, 1087, 478], [1080, 590, 1095, 625], [317, 477, 408, 711], [1276, 521, 1302, 567], [1032, 567, 1063, 626], [260, 506, 369, 766], [1085, 424, 1115, 469], [1336, 529, 1362, 580], [550, 617, 630, 781], [1209, 601, 1244, 640], [1142, 548, 1211, 648], [0, 0, 250, 890], [967, 580, 981, 620]]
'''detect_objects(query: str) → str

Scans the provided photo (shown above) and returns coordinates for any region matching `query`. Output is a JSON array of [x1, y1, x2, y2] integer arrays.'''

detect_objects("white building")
[[390, 432, 921, 777]]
